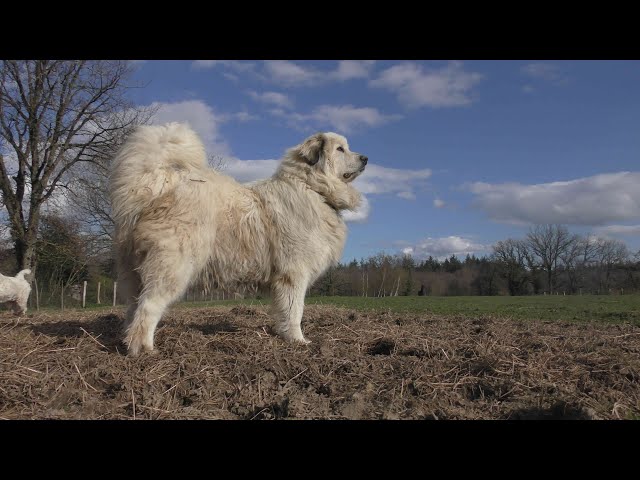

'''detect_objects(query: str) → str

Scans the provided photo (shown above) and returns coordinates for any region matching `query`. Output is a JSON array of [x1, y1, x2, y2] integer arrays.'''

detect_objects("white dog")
[[110, 123, 367, 356], [0, 269, 32, 315]]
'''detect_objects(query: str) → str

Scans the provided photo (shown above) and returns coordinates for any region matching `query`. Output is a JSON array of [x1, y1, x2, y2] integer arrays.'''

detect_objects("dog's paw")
[[125, 334, 154, 357], [126, 340, 142, 357], [278, 331, 311, 345], [291, 336, 311, 345]]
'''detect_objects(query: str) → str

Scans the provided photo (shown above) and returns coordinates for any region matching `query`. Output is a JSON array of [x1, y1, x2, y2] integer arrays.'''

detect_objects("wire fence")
[[22, 278, 636, 313], [25, 280, 258, 311]]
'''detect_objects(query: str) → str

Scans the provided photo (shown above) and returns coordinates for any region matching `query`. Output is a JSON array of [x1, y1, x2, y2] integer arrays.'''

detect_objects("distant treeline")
[[1, 217, 639, 302], [307, 225, 640, 297]]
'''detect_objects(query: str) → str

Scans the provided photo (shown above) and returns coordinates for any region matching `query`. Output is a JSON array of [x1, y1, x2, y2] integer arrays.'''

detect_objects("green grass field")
[[173, 294, 640, 325], [30, 294, 640, 325], [306, 295, 640, 324]]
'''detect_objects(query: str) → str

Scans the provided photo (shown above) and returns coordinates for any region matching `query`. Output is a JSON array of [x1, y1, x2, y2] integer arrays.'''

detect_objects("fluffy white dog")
[[110, 123, 367, 356], [0, 269, 32, 315]]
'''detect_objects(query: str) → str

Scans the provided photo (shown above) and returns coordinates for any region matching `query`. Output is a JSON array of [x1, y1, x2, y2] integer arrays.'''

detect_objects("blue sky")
[[125, 60, 640, 262]]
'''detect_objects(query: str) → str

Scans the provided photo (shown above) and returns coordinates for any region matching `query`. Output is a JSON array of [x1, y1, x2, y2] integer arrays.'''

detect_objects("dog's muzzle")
[[343, 156, 368, 180]]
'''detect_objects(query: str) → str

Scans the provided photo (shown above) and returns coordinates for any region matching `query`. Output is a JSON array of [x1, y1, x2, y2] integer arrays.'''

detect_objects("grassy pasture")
[[169, 294, 640, 325]]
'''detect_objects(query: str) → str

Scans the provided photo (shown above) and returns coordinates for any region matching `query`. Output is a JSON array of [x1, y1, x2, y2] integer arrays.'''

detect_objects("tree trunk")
[[14, 231, 38, 275]]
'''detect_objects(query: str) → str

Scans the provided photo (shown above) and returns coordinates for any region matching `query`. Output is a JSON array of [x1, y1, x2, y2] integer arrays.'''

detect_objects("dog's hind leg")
[[270, 274, 310, 344], [117, 255, 142, 331], [6, 301, 20, 315], [15, 296, 28, 315], [124, 250, 195, 356]]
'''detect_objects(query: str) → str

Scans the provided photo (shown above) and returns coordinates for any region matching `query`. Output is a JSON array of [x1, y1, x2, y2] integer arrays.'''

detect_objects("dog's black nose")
[[360, 155, 368, 165]]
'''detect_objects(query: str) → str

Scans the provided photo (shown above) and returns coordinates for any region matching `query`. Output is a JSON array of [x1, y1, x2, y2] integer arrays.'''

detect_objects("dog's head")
[[16, 269, 32, 282], [288, 132, 368, 183]]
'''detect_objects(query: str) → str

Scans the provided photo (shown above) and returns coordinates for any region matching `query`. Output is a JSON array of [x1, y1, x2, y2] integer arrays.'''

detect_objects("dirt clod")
[[368, 338, 396, 355]]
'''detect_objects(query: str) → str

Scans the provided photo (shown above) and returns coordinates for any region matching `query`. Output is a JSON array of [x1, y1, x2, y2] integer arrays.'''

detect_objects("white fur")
[[0, 269, 32, 315], [110, 122, 367, 356]]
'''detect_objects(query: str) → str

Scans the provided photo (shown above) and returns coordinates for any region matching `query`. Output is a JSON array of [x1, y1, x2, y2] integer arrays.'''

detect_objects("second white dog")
[[0, 269, 32, 315], [110, 123, 367, 356]]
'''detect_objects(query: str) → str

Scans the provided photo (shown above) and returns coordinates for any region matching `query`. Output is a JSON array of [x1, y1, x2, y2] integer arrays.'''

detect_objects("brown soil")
[[1, 305, 639, 420]]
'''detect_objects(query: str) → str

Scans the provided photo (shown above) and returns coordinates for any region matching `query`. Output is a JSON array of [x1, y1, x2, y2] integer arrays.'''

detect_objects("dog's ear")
[[293, 133, 325, 166]]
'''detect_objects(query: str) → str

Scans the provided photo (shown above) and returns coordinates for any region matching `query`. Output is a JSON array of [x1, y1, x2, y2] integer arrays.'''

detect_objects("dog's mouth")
[[343, 166, 366, 182]]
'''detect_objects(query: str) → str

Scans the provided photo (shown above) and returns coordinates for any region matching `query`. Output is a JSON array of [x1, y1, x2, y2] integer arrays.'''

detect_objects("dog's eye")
[[337, 146, 344, 152]]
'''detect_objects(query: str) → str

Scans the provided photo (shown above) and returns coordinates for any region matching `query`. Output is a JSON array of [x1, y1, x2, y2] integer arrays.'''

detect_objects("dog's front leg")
[[270, 274, 310, 344]]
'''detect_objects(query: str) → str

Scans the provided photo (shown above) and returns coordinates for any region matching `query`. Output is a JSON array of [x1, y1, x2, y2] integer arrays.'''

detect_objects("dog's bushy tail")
[[16, 269, 31, 280], [109, 122, 207, 240]]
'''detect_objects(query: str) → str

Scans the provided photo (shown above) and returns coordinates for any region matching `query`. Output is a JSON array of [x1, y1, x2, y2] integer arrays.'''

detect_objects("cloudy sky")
[[125, 60, 640, 262]]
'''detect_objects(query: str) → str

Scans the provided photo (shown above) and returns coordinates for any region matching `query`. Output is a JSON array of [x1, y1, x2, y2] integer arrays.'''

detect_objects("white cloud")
[[342, 195, 371, 223], [273, 104, 401, 134], [235, 112, 257, 122], [397, 191, 416, 200], [331, 60, 376, 81], [353, 164, 431, 199], [264, 60, 320, 86], [263, 60, 376, 87], [399, 236, 487, 260], [467, 171, 640, 226], [522, 85, 535, 93], [434, 198, 445, 208], [521, 62, 567, 84], [219, 111, 259, 123], [150, 100, 232, 156], [370, 61, 483, 108], [248, 90, 294, 109], [309, 105, 400, 133], [594, 225, 640, 236], [192, 60, 219, 69], [196, 60, 376, 87], [223, 72, 239, 82], [191, 60, 256, 72], [223, 158, 280, 184]]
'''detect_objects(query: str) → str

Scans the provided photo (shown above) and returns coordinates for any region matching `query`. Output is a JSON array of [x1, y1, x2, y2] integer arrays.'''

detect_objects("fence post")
[[82, 281, 87, 308], [113, 281, 117, 307], [97, 282, 101, 304], [34, 278, 40, 312]]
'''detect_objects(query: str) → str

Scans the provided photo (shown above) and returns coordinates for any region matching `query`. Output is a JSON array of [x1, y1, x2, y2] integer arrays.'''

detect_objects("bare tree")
[[492, 238, 530, 295], [526, 224, 578, 294], [72, 161, 115, 245], [594, 238, 629, 292], [560, 236, 582, 293], [560, 235, 599, 293], [0, 60, 152, 273]]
